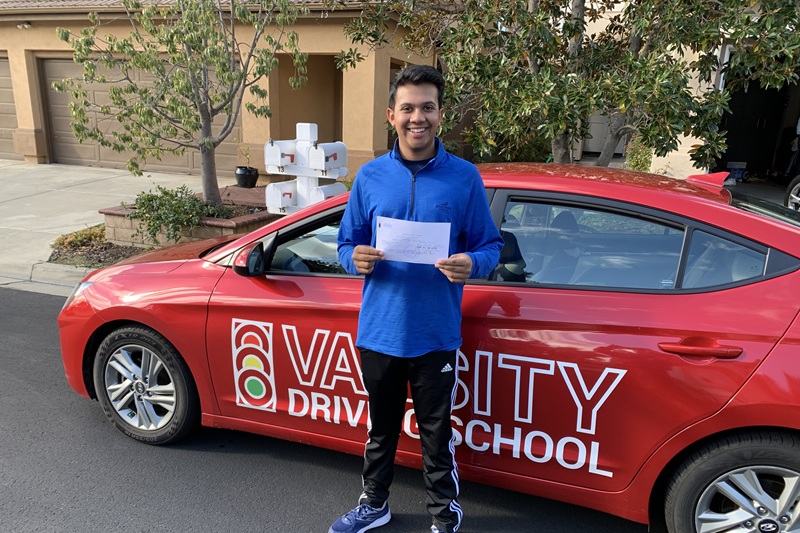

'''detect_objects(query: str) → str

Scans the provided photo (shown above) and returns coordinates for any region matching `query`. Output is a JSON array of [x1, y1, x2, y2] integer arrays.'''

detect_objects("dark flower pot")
[[235, 166, 259, 188]]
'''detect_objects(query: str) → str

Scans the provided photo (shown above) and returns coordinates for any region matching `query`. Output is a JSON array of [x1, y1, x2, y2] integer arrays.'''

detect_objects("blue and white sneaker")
[[328, 502, 391, 533]]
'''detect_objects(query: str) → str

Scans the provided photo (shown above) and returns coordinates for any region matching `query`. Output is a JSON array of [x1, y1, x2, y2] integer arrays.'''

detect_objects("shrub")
[[473, 134, 551, 163], [127, 185, 232, 244], [52, 224, 107, 250], [624, 134, 653, 172]]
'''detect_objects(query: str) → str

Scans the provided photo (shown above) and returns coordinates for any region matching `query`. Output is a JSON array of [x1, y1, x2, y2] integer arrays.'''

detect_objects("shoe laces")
[[346, 503, 379, 523]]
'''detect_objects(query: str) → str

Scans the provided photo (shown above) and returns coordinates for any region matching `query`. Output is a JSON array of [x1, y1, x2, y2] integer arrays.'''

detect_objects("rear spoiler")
[[686, 172, 729, 189]]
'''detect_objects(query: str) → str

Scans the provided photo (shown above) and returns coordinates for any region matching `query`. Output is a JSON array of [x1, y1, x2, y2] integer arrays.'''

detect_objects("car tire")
[[783, 175, 800, 210], [93, 325, 199, 445], [664, 432, 800, 533]]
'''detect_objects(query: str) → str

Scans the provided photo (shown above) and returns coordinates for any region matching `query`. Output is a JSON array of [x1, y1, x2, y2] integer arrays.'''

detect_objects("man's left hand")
[[435, 253, 472, 283]]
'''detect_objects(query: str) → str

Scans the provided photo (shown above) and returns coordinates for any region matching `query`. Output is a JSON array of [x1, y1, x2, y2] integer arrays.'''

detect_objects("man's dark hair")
[[388, 65, 445, 109]]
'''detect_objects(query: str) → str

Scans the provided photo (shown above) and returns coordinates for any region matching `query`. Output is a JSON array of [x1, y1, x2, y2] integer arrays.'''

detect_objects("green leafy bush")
[[624, 134, 653, 172], [472, 134, 551, 163], [127, 185, 232, 244]]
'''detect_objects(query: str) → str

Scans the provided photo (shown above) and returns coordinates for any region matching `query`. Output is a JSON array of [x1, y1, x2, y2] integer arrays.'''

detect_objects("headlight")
[[62, 281, 94, 311]]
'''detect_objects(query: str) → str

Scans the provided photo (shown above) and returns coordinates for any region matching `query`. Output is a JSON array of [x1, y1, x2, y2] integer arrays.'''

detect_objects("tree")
[[54, 0, 308, 206], [330, 0, 800, 169]]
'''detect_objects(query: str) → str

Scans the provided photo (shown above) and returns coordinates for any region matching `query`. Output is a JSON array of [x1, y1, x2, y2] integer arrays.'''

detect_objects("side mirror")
[[233, 241, 266, 277]]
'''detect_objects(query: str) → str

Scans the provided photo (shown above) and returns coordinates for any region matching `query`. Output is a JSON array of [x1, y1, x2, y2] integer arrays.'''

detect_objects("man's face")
[[387, 83, 443, 161]]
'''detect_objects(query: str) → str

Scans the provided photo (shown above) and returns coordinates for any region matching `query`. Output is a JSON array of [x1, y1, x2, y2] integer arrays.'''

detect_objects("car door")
[[206, 207, 370, 448], [457, 190, 798, 493]]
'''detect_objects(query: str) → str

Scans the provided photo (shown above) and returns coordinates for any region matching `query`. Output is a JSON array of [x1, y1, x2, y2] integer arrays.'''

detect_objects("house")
[[2, 1, 798, 182], [0, 0, 426, 180]]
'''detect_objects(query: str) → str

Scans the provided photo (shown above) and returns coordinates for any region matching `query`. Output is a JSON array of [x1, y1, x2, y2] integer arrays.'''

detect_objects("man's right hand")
[[352, 245, 384, 275]]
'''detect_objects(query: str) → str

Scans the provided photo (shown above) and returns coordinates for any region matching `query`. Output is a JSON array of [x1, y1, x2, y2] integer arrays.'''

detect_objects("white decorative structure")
[[264, 123, 349, 215]]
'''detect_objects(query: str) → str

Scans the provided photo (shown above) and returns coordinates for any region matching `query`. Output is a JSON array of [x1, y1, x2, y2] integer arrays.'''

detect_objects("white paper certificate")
[[375, 216, 450, 265]]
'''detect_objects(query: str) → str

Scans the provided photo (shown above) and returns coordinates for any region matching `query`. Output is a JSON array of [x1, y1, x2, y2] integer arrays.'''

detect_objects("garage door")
[[0, 57, 23, 160], [42, 59, 239, 177], [583, 111, 624, 155]]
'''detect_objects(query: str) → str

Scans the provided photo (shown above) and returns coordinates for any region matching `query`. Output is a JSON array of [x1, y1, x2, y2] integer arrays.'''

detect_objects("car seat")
[[531, 211, 580, 284], [493, 230, 527, 282]]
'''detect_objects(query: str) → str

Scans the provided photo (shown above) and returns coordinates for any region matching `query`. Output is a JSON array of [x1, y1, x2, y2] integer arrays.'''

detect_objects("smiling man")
[[388, 79, 441, 160], [333, 65, 504, 533]]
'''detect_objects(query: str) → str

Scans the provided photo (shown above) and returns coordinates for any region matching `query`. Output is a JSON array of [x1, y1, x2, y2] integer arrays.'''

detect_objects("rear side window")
[[682, 230, 765, 289], [493, 201, 683, 289]]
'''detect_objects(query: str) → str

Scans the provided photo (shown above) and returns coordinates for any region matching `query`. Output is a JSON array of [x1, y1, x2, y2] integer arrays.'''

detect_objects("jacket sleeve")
[[337, 175, 371, 275], [464, 174, 504, 279]]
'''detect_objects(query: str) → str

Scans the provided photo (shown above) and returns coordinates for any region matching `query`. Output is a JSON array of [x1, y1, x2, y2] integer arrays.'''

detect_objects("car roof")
[[476, 163, 800, 258], [476, 163, 730, 206], [208, 163, 800, 263]]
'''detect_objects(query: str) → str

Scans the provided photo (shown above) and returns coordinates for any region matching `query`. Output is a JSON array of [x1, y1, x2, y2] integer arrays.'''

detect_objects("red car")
[[58, 163, 800, 533]]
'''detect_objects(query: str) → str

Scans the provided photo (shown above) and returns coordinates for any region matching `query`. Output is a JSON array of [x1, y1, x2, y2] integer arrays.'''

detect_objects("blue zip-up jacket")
[[337, 139, 503, 358]]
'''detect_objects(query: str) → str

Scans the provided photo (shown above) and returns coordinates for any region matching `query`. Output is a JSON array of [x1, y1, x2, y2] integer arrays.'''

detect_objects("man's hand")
[[352, 245, 384, 275], [435, 253, 472, 283]]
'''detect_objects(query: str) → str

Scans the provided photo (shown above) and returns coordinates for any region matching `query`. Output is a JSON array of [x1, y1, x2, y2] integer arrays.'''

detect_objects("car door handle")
[[658, 338, 743, 359]]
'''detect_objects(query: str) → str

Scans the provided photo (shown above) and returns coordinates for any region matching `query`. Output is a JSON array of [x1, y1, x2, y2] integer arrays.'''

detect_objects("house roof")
[[0, 1, 349, 18], [0, 1, 141, 18], [0, 1, 341, 9], [0, 1, 131, 9]]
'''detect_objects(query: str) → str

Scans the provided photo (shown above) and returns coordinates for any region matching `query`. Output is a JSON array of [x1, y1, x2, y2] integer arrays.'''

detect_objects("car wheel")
[[783, 175, 800, 210], [93, 326, 199, 445], [665, 432, 800, 533]]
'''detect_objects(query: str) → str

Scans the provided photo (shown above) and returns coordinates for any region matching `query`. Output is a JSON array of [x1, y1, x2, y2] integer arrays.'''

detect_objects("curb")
[[30, 262, 94, 287], [0, 263, 91, 297]]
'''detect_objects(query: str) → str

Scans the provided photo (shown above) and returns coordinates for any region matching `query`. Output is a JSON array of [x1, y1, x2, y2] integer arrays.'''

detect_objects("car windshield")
[[728, 190, 800, 229]]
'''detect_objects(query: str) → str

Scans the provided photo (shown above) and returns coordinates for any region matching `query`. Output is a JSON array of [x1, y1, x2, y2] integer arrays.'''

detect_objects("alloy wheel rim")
[[788, 185, 800, 210], [695, 465, 800, 533], [103, 344, 177, 431]]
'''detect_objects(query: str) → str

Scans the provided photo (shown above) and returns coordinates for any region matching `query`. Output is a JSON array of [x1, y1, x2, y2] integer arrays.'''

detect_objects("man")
[[331, 65, 503, 533]]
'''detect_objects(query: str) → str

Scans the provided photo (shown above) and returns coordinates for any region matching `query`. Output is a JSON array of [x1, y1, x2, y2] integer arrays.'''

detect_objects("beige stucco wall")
[[1, 19, 69, 163]]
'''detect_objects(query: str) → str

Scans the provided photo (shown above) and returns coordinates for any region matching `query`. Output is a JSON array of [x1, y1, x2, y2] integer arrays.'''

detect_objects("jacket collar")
[[389, 137, 446, 168]]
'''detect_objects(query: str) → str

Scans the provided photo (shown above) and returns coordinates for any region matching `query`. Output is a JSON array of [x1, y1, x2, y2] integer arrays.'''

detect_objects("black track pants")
[[359, 348, 462, 532]]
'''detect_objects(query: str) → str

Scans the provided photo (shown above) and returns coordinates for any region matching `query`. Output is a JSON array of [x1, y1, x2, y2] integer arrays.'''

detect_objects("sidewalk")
[[0, 158, 788, 297], [0, 159, 236, 297]]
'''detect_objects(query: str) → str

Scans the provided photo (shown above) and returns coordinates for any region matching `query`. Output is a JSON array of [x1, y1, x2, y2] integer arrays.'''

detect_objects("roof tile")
[[0, 1, 128, 8]]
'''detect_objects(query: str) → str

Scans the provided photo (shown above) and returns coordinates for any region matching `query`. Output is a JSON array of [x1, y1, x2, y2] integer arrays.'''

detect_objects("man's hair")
[[388, 65, 445, 109]]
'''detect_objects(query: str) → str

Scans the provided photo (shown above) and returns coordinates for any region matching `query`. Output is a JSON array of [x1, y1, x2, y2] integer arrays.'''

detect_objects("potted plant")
[[235, 140, 260, 188]]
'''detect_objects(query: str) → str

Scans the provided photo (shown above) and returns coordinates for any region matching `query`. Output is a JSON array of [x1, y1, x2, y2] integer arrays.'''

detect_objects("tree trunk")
[[200, 146, 222, 207], [198, 110, 222, 206], [552, 133, 572, 164], [567, 0, 585, 59], [550, 0, 585, 165], [595, 112, 626, 167]]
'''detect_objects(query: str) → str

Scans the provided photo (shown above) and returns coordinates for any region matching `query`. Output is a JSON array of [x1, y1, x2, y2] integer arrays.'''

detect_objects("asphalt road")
[[0, 287, 654, 533]]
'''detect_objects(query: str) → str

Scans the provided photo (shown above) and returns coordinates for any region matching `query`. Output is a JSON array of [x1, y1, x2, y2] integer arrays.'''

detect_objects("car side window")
[[682, 230, 765, 288], [269, 220, 346, 274], [493, 200, 684, 289]]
